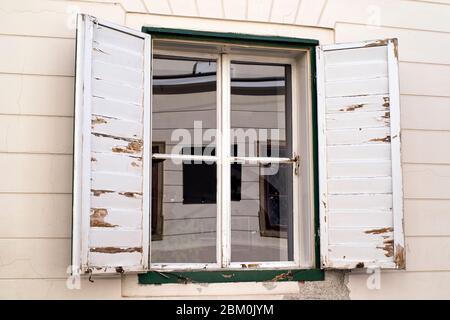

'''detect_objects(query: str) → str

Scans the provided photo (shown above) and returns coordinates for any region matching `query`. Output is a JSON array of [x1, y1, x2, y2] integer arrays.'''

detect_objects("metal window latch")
[[292, 154, 300, 175]]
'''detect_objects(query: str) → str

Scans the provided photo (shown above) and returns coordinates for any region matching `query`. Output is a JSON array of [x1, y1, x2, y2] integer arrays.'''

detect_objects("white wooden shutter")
[[72, 14, 151, 274], [316, 39, 405, 269]]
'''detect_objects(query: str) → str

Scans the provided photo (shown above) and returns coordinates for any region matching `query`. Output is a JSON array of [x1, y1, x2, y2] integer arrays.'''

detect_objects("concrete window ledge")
[[120, 271, 350, 299]]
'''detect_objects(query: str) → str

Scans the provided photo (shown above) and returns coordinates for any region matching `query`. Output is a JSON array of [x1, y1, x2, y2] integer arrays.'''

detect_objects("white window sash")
[[149, 50, 308, 270]]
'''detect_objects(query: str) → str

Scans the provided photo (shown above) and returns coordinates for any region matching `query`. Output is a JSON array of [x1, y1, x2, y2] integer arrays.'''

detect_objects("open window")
[[72, 14, 404, 276], [149, 40, 312, 269]]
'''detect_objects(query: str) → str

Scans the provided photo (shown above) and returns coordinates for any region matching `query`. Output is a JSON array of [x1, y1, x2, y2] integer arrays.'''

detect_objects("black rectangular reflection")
[[182, 146, 242, 204]]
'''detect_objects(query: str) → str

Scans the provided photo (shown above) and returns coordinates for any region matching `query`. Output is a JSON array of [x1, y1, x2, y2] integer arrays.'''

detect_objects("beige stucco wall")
[[0, 0, 449, 299]]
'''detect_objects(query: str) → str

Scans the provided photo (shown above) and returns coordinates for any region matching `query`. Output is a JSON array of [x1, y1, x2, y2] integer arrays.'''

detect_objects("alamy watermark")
[[169, 121, 283, 174]]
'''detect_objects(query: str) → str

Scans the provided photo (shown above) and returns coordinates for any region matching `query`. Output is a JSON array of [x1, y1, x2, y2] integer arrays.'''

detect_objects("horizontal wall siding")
[[0, 194, 72, 238], [0, 35, 75, 76], [348, 271, 450, 300], [0, 74, 75, 116], [0, 154, 72, 193], [400, 96, 450, 131], [335, 24, 450, 65], [0, 115, 73, 154], [403, 131, 450, 164], [0, 278, 122, 300], [320, 0, 450, 32], [405, 200, 450, 236], [0, 239, 71, 279], [0, 0, 125, 38]]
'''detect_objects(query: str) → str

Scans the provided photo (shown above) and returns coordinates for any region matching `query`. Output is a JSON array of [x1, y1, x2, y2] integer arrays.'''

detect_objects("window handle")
[[291, 154, 300, 175]]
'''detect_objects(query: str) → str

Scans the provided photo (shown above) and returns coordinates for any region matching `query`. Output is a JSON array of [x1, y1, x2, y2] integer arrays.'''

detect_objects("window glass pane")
[[151, 154, 217, 263], [231, 162, 294, 262], [230, 62, 292, 158], [152, 56, 217, 156]]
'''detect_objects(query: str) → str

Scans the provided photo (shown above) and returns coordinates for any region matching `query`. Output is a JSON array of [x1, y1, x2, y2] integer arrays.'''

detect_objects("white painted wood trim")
[[387, 39, 405, 269], [151, 263, 221, 271], [153, 48, 220, 60], [141, 34, 152, 270], [320, 39, 393, 51], [231, 156, 293, 164], [152, 154, 218, 162], [80, 15, 94, 271], [153, 38, 309, 55], [229, 261, 300, 269], [221, 53, 232, 267], [227, 54, 297, 65], [87, 14, 148, 39], [72, 14, 86, 275], [315, 45, 329, 269], [290, 58, 301, 267], [216, 52, 223, 267], [301, 50, 316, 269]]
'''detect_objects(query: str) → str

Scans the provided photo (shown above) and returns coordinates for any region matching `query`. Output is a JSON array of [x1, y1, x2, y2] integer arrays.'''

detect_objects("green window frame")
[[140, 27, 322, 284]]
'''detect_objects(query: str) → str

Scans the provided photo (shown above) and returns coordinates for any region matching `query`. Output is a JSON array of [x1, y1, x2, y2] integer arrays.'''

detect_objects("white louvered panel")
[[328, 228, 394, 244], [324, 45, 387, 64], [89, 229, 143, 248], [91, 172, 143, 193], [325, 61, 388, 82], [325, 77, 389, 98], [327, 144, 391, 161], [92, 78, 143, 105], [327, 194, 393, 211], [326, 95, 389, 113], [328, 160, 392, 178], [326, 127, 391, 145], [326, 111, 390, 130], [94, 24, 144, 52], [328, 245, 393, 265], [91, 153, 142, 175], [91, 115, 142, 140], [327, 177, 392, 194], [317, 39, 404, 269], [89, 22, 144, 270], [91, 134, 144, 156], [92, 96, 143, 122], [329, 211, 393, 228], [91, 191, 142, 210], [89, 252, 143, 267], [72, 14, 151, 274], [92, 44, 144, 70], [92, 60, 144, 88], [90, 208, 143, 229]]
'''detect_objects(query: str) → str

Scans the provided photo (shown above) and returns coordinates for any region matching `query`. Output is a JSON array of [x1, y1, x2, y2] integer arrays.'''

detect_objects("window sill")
[[138, 269, 324, 285]]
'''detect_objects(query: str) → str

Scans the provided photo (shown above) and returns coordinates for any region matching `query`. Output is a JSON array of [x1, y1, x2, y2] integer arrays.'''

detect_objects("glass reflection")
[[230, 62, 292, 158], [231, 162, 294, 262], [152, 56, 217, 155], [151, 55, 218, 264]]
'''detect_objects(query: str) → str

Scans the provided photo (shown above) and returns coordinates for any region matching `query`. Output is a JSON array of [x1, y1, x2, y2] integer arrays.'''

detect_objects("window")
[[150, 41, 312, 269], [72, 14, 404, 278]]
